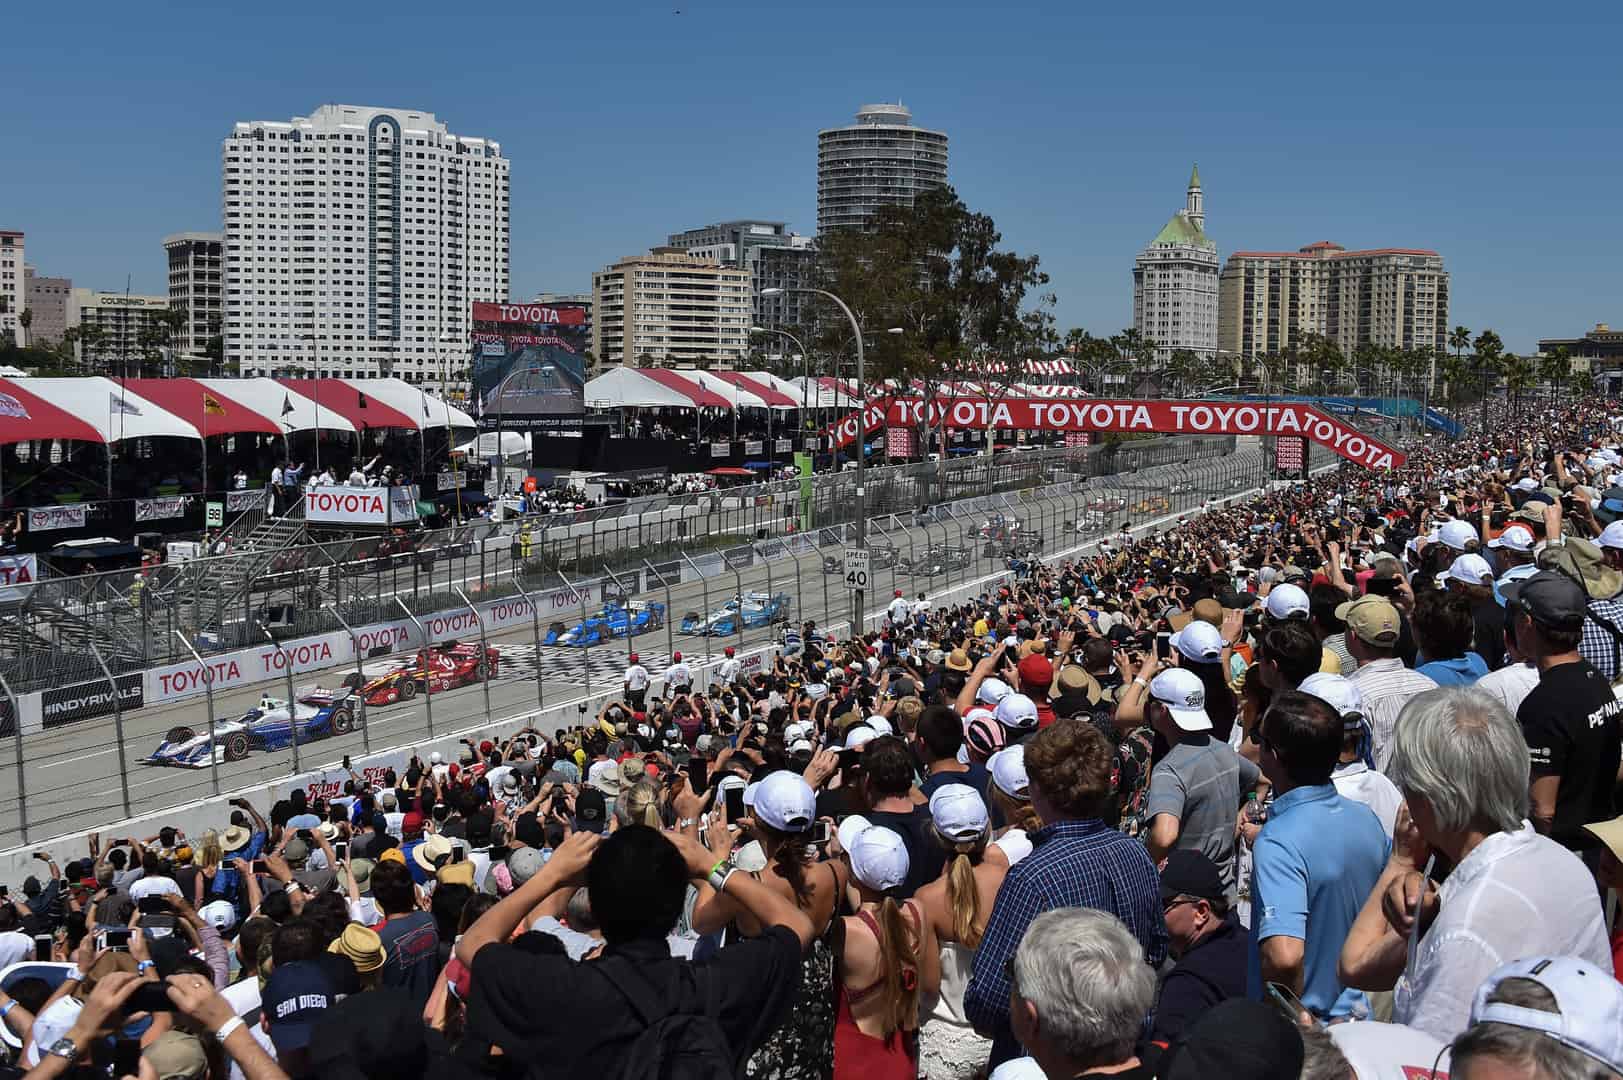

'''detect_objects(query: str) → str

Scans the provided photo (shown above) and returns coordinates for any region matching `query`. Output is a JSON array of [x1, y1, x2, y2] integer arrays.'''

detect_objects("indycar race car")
[[681, 592, 793, 636], [975, 515, 1024, 540], [352, 641, 499, 704], [146, 687, 364, 767], [897, 546, 973, 577], [542, 601, 666, 647]]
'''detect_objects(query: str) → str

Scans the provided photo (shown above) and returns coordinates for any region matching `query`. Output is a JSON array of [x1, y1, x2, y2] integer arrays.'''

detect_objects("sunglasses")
[[1163, 894, 1201, 913]]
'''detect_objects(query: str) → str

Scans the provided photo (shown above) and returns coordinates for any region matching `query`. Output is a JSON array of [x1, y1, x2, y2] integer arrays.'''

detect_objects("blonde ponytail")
[[877, 897, 921, 1037]]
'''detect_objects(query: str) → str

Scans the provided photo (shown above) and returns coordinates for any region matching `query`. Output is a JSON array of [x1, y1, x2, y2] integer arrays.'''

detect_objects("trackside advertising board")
[[305, 484, 420, 526]]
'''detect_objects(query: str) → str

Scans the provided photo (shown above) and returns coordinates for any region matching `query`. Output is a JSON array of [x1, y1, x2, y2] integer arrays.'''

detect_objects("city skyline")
[[3, 4, 1621, 355]]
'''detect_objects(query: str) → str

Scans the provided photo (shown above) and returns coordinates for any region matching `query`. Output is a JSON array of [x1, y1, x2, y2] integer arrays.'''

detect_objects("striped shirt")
[[1348, 658, 1438, 772], [965, 819, 1167, 1068], [1578, 594, 1623, 682]]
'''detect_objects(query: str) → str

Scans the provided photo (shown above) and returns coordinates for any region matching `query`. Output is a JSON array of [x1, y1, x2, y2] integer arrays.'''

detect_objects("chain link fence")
[[0, 435, 1337, 847]]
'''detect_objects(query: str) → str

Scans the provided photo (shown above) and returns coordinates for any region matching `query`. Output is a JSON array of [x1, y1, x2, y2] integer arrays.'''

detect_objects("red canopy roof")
[[123, 378, 283, 436], [0, 378, 106, 443], [706, 467, 755, 477], [711, 371, 797, 408], [633, 369, 730, 409], [278, 378, 420, 432]]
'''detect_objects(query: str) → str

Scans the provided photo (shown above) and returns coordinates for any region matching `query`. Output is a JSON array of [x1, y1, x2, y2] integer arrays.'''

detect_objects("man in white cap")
[[1299, 673, 1402, 837], [1142, 669, 1263, 900], [1488, 523, 1538, 599]]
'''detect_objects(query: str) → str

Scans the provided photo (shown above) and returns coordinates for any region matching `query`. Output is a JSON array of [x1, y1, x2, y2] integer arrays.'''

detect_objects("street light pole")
[[763, 288, 866, 630], [751, 325, 811, 447]]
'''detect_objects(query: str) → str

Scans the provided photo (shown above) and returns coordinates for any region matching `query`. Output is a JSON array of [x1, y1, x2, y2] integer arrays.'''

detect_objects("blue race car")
[[544, 600, 666, 647], [146, 688, 364, 768], [684, 592, 792, 636]]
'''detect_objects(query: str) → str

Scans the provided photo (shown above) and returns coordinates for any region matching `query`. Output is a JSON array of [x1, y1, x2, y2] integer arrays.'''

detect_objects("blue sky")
[[4, 1, 1619, 353]]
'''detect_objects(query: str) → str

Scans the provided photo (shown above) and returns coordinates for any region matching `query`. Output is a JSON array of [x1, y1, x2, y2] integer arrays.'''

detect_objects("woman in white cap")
[[833, 823, 940, 1079], [985, 745, 1041, 866], [692, 769, 848, 1080], [915, 784, 1007, 1079]]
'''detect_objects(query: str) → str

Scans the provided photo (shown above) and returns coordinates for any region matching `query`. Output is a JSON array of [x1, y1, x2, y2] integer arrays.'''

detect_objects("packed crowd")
[[4, 404, 1623, 1079]]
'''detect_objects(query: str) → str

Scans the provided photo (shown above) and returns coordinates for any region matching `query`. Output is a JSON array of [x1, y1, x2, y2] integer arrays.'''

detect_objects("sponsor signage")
[[206, 502, 224, 527], [711, 442, 730, 458], [28, 504, 88, 532], [0, 554, 37, 602], [42, 672, 143, 728], [437, 470, 467, 491], [305, 485, 419, 526], [775, 439, 792, 454], [135, 495, 188, 522], [1275, 435, 1307, 473], [744, 440, 764, 455], [472, 302, 588, 432], [472, 303, 589, 326], [823, 397, 1406, 470], [225, 489, 268, 513]]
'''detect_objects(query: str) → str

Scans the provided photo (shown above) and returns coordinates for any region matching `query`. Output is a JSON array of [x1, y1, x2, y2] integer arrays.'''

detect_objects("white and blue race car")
[[146, 687, 364, 768], [681, 592, 793, 636]]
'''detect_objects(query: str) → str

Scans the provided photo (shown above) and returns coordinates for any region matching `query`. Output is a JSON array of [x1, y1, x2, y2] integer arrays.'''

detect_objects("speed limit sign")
[[844, 547, 871, 590]]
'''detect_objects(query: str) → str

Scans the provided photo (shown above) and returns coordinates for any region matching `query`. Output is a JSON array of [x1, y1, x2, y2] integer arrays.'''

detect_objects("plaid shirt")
[[1579, 594, 1623, 682], [965, 818, 1168, 1068]]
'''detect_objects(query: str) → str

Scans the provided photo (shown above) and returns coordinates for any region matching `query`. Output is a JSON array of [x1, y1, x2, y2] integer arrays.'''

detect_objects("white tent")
[[454, 431, 529, 461], [585, 368, 718, 409], [17, 377, 202, 442], [743, 371, 807, 404], [196, 378, 357, 435], [356, 377, 477, 430]]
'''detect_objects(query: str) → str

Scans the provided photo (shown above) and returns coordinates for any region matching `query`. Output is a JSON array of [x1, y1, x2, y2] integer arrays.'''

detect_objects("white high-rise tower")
[[1132, 164, 1219, 363], [222, 104, 509, 388]]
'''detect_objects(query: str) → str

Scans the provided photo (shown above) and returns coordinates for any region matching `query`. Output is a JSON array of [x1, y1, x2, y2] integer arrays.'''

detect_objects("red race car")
[[350, 641, 499, 705]]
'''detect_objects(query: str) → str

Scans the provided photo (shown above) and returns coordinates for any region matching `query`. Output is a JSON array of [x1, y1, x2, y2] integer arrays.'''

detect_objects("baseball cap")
[[1512, 476, 1540, 492], [1469, 956, 1623, 1074], [1489, 525, 1536, 553], [1298, 672, 1366, 726], [995, 692, 1040, 731], [836, 813, 872, 855], [847, 825, 910, 893], [1170, 620, 1223, 663], [263, 960, 335, 1054], [1335, 594, 1401, 646], [928, 784, 990, 841], [1599, 521, 1623, 550], [574, 788, 608, 833], [1446, 552, 1494, 587], [1016, 653, 1053, 691], [963, 709, 1005, 760], [1191, 597, 1223, 626], [1159, 848, 1226, 903], [142, 1031, 209, 1080], [628, 652, 638, 664], [988, 744, 1029, 799], [1437, 519, 1478, 551], [752, 770, 816, 833], [672, 650, 682, 662], [866, 715, 895, 736], [1503, 570, 1589, 632], [976, 677, 1012, 705], [1157, 999, 1305, 1080], [1263, 582, 1310, 621], [199, 899, 237, 933], [506, 847, 546, 886], [843, 725, 877, 750], [1148, 668, 1210, 732]]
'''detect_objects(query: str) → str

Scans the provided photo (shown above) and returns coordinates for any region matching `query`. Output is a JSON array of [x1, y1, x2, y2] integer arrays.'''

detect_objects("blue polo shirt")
[[1247, 784, 1388, 1020]]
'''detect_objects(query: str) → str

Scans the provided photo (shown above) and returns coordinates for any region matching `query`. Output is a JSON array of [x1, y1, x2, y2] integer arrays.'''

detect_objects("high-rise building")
[[164, 232, 224, 360], [1133, 166, 1219, 362], [817, 104, 949, 234], [666, 220, 816, 329], [24, 266, 72, 347], [591, 248, 751, 368], [223, 104, 509, 388], [68, 290, 170, 373], [1218, 242, 1449, 362], [0, 231, 23, 346]]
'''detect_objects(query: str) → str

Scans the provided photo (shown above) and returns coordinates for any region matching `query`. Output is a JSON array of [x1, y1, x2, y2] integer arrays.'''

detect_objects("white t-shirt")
[[0, 930, 33, 970], [624, 664, 649, 692], [1473, 661, 1540, 717], [383, 811, 405, 835], [716, 658, 741, 684], [1332, 762, 1404, 837], [993, 828, 1033, 866], [1328, 1021, 1449, 1079], [887, 598, 910, 625], [665, 662, 693, 688]]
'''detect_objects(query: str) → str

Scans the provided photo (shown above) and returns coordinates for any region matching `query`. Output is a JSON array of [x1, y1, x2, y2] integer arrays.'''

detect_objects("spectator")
[[1507, 571, 1623, 851], [915, 784, 1007, 1078], [1450, 956, 1623, 1079], [965, 720, 1166, 1070], [1248, 690, 1387, 1022], [1301, 673, 1404, 836], [453, 827, 815, 1075], [1149, 850, 1248, 1049], [370, 859, 440, 1008], [1413, 589, 1491, 686], [917, 704, 991, 798], [1002, 909, 1158, 1080], [1542, 536, 1623, 684], [1141, 667, 1264, 899], [1340, 687, 1611, 1042], [1152, 999, 1305, 1079], [859, 736, 946, 898], [1343, 594, 1439, 769], [1475, 619, 1541, 717]]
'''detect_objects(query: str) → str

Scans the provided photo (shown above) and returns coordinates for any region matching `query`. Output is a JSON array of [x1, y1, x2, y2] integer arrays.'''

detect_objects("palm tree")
[[1165, 348, 1202, 397], [1503, 353, 1536, 415], [1473, 330, 1505, 430], [1440, 353, 1470, 414], [17, 308, 31, 349], [1449, 326, 1472, 364], [1539, 347, 1571, 404]]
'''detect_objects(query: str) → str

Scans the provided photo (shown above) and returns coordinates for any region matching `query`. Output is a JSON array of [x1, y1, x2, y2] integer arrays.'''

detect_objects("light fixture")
[[760, 287, 784, 297]]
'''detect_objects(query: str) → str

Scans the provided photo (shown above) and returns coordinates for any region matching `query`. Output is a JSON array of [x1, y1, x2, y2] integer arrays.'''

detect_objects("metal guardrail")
[[0, 439, 1338, 847]]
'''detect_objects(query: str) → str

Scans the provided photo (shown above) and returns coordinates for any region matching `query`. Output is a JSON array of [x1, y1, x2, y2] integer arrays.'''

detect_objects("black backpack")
[[593, 958, 736, 1080]]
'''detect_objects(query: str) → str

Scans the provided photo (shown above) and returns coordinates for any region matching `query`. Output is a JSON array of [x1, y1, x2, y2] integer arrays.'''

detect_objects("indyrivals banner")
[[825, 397, 1405, 469]]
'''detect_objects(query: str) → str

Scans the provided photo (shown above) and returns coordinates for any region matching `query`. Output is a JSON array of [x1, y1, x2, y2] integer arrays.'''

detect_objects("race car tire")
[[165, 726, 196, 745], [341, 671, 366, 691], [223, 732, 251, 762], [331, 706, 355, 735], [398, 678, 417, 701]]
